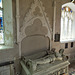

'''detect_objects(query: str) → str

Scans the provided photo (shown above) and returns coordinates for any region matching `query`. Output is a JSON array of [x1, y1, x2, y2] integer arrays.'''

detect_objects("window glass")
[[0, 0, 4, 44], [60, 6, 74, 42], [0, 0, 2, 8]]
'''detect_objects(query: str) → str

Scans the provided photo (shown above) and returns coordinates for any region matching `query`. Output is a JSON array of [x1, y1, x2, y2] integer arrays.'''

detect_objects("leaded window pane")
[[60, 6, 73, 42], [0, 0, 2, 8], [0, 0, 4, 44]]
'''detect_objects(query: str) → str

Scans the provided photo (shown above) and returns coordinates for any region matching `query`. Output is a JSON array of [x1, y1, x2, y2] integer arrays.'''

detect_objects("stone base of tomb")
[[21, 60, 70, 75]]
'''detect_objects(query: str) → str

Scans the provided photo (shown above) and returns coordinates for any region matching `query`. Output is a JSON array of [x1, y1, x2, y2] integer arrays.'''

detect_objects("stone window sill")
[[0, 45, 13, 50], [60, 39, 75, 43]]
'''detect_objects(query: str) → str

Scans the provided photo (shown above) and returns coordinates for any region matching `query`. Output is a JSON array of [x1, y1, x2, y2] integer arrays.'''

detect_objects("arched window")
[[0, 0, 14, 48], [60, 3, 75, 42], [0, 0, 4, 44]]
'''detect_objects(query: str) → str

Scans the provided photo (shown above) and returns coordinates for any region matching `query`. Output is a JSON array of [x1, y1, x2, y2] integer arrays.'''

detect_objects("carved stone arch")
[[20, 0, 52, 42]]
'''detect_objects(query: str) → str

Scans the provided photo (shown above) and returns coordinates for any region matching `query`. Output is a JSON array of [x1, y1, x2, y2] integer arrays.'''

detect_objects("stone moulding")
[[19, 0, 52, 42]]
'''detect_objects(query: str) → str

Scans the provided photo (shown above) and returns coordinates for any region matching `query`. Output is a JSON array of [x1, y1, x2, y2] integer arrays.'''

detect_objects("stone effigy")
[[21, 49, 70, 75]]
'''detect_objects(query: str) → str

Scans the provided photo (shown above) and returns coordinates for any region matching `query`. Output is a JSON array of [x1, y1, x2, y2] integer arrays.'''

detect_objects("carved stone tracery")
[[25, 18, 48, 36], [20, 0, 51, 42]]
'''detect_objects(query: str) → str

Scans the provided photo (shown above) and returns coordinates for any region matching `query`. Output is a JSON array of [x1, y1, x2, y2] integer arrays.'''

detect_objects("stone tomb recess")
[[20, 0, 70, 75], [20, 35, 70, 75]]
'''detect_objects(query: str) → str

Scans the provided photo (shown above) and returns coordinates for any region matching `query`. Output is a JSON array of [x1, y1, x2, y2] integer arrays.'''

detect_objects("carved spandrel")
[[33, 6, 43, 16]]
